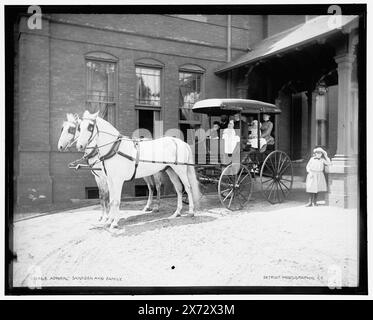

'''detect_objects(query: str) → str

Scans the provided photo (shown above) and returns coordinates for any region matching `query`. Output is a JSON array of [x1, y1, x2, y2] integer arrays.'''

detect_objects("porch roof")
[[215, 15, 358, 74]]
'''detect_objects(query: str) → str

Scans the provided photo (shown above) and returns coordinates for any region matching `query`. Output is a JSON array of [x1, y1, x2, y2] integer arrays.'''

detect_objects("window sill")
[[135, 104, 162, 110]]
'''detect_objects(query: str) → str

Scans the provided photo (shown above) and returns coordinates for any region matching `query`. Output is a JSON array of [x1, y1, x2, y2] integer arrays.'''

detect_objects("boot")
[[305, 194, 313, 207], [312, 193, 318, 206]]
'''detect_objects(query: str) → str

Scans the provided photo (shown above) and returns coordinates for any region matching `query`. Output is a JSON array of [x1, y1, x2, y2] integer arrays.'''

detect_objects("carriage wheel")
[[218, 163, 253, 211], [260, 151, 293, 204]]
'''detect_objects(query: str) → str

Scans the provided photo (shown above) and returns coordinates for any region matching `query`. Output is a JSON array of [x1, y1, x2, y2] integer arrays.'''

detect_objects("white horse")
[[76, 110, 200, 229], [57, 113, 165, 221]]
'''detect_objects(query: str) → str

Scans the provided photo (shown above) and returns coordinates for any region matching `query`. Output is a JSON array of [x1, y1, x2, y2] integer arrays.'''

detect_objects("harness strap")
[[128, 141, 140, 181], [99, 135, 123, 162], [172, 139, 178, 165], [91, 169, 100, 178], [84, 147, 99, 160]]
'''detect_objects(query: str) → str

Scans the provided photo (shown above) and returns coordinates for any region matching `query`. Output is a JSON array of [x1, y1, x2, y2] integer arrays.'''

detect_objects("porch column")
[[327, 53, 358, 208]]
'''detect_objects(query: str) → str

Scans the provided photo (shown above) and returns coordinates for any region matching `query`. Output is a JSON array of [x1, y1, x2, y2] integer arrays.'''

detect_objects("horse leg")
[[165, 168, 183, 218], [153, 172, 163, 213], [172, 166, 194, 216], [95, 176, 106, 222], [142, 176, 154, 213], [102, 185, 110, 221], [106, 177, 123, 229]]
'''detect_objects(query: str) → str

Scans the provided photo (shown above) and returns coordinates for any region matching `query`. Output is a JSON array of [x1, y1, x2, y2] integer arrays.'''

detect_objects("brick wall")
[[267, 15, 306, 38], [15, 13, 255, 205]]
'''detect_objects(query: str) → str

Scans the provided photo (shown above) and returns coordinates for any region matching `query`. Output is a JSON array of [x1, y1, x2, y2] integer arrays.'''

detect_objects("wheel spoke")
[[277, 153, 282, 172], [264, 179, 275, 191], [220, 187, 232, 194], [278, 179, 290, 192], [277, 155, 287, 174], [228, 191, 235, 208], [238, 172, 250, 185], [278, 181, 288, 199], [266, 181, 276, 200], [222, 188, 234, 202], [277, 182, 285, 202], [261, 177, 273, 184], [268, 156, 276, 173], [279, 162, 291, 176], [236, 168, 244, 185]]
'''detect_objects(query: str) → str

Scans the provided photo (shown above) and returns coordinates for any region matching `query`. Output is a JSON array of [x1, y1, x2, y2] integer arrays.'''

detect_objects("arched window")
[[178, 64, 205, 142], [85, 52, 118, 124], [135, 58, 164, 107], [134, 58, 164, 139]]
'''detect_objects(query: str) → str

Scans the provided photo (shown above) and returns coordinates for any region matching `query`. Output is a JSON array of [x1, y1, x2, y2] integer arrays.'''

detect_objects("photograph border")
[[4, 3, 368, 295]]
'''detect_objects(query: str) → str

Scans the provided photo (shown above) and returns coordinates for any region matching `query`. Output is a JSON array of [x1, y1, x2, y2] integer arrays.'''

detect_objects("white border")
[[0, 0, 371, 300]]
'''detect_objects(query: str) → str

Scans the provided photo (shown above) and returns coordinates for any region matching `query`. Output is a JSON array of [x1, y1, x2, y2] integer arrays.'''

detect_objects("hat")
[[313, 147, 325, 154], [263, 113, 270, 118]]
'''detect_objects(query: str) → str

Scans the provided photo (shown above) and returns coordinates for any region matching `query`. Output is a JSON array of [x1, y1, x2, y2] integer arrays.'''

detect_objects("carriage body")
[[191, 99, 293, 210]]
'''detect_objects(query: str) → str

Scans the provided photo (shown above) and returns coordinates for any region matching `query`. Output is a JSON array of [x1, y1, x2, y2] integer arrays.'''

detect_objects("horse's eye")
[[88, 124, 94, 132]]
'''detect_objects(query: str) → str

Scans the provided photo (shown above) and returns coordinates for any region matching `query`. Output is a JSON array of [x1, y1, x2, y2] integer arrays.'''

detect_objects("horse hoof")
[[187, 212, 195, 217], [110, 222, 119, 229], [170, 212, 181, 218], [143, 207, 153, 213], [153, 207, 159, 213]]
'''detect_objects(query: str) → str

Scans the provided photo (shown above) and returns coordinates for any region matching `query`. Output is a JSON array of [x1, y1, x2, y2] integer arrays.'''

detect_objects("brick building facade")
[[13, 13, 362, 209], [14, 14, 264, 205]]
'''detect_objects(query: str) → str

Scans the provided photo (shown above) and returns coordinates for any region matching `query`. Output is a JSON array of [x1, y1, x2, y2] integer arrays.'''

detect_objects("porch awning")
[[215, 15, 358, 74]]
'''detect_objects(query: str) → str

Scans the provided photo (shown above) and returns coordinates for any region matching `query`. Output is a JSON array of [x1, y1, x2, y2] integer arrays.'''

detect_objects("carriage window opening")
[[136, 67, 161, 106], [86, 59, 117, 124]]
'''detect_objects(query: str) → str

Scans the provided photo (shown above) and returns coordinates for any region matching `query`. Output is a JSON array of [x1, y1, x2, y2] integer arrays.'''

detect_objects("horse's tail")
[[186, 144, 201, 208]]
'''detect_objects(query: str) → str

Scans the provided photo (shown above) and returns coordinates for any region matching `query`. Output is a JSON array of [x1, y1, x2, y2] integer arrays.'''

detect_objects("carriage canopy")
[[192, 98, 281, 115]]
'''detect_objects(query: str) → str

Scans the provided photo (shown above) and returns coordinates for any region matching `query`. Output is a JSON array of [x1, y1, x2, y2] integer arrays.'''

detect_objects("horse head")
[[57, 113, 80, 151], [76, 110, 99, 152]]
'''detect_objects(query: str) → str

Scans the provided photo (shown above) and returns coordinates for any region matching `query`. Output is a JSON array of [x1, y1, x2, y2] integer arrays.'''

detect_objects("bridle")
[[62, 120, 79, 151], [78, 118, 98, 148], [80, 118, 123, 152]]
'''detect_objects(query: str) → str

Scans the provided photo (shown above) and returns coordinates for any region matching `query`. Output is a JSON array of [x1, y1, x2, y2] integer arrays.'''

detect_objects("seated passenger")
[[222, 120, 240, 154], [247, 120, 267, 149], [261, 114, 275, 145], [219, 114, 229, 130], [206, 121, 220, 139]]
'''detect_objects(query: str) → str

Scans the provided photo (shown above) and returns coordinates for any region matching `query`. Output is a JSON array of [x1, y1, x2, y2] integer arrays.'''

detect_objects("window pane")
[[86, 60, 116, 123], [86, 61, 116, 103], [179, 71, 202, 122], [136, 67, 161, 106]]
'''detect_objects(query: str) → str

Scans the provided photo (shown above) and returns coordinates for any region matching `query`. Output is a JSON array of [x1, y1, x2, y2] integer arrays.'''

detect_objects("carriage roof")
[[192, 99, 281, 115]]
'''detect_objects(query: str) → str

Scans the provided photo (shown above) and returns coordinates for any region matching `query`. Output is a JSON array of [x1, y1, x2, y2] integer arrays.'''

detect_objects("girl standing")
[[305, 147, 331, 206]]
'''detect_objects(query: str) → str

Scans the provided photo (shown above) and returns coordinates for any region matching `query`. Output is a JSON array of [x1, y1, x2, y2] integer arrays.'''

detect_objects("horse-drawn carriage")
[[186, 98, 294, 211], [60, 98, 293, 228]]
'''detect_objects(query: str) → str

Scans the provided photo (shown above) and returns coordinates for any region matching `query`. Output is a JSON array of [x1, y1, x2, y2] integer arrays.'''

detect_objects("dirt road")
[[12, 191, 358, 288]]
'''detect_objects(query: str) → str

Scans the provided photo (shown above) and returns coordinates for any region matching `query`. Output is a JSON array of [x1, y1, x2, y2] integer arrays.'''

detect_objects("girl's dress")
[[306, 157, 328, 193]]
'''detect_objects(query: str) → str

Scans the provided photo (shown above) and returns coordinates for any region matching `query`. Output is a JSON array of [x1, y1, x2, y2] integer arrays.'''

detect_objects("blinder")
[[68, 126, 76, 135], [87, 123, 94, 133]]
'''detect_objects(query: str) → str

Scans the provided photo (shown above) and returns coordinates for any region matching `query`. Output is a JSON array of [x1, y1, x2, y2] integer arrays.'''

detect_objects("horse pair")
[[58, 111, 200, 229]]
